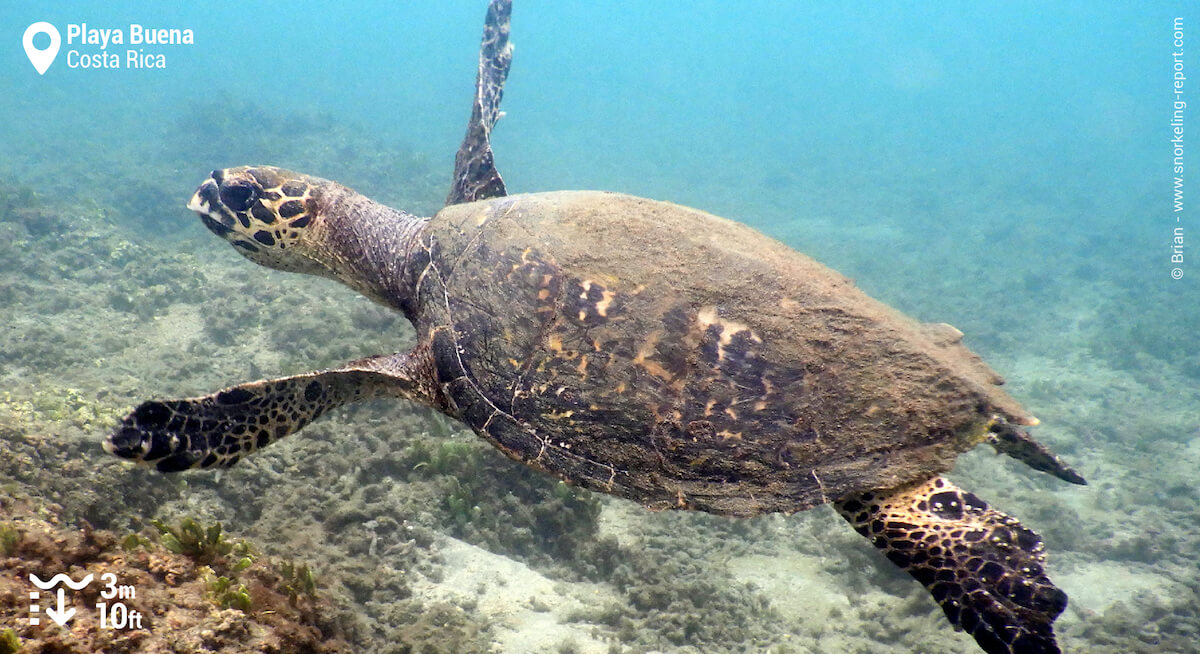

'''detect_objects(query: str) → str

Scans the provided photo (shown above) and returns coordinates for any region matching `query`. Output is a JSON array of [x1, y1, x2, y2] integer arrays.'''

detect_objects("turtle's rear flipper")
[[836, 477, 1066, 654], [446, 0, 513, 206], [105, 350, 438, 473]]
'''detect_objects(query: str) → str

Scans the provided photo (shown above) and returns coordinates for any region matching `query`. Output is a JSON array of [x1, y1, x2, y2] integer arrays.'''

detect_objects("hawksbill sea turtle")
[[105, 2, 1085, 652]]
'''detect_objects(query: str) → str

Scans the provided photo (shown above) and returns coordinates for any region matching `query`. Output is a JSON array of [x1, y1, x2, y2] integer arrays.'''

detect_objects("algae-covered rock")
[[0, 499, 348, 653]]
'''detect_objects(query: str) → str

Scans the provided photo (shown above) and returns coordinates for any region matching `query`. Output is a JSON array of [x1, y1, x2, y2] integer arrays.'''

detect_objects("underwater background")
[[0, 1, 1196, 652]]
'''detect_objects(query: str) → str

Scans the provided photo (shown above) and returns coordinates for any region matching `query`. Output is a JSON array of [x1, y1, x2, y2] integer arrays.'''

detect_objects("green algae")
[[0, 628, 20, 654], [0, 524, 17, 557], [277, 559, 319, 606], [410, 439, 482, 476], [120, 532, 152, 552], [151, 517, 253, 565], [201, 569, 254, 612]]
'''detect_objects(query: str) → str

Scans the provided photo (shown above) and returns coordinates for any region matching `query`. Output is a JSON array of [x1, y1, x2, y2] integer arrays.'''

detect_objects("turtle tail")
[[835, 477, 1067, 654], [986, 419, 1086, 486]]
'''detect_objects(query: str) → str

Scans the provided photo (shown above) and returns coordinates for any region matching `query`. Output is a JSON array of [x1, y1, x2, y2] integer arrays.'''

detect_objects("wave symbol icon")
[[29, 573, 94, 590]]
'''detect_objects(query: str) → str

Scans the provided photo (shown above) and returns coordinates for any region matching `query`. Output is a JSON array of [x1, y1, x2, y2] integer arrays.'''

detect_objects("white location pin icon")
[[23, 22, 61, 75]]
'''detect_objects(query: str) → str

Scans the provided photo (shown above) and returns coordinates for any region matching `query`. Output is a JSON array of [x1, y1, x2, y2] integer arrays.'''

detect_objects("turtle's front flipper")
[[446, 0, 513, 206], [105, 349, 440, 473], [836, 477, 1066, 654]]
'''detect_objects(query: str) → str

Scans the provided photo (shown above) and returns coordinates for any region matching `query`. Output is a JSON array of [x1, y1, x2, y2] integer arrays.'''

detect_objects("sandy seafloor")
[[1, 2, 1198, 653]]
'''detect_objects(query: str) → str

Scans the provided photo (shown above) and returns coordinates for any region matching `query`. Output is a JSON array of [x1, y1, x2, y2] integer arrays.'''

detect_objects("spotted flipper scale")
[[836, 477, 1066, 654], [104, 351, 437, 472]]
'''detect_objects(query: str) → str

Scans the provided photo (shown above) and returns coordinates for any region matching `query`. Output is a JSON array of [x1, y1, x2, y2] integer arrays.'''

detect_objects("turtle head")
[[188, 165, 427, 314], [188, 166, 333, 275]]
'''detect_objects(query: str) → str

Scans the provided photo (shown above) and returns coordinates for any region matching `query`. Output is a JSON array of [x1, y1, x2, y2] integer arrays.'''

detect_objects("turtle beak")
[[188, 176, 236, 237], [187, 176, 218, 214]]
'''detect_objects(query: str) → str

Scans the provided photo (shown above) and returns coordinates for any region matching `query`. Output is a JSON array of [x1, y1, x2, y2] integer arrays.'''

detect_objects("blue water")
[[1, 1, 1196, 652], [0, 2, 1186, 290]]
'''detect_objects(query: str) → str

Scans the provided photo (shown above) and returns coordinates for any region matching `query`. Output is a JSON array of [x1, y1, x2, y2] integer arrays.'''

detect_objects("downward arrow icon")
[[44, 588, 75, 626]]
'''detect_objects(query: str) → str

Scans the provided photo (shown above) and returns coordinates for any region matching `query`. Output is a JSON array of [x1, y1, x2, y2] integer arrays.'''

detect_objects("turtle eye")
[[220, 181, 257, 212]]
